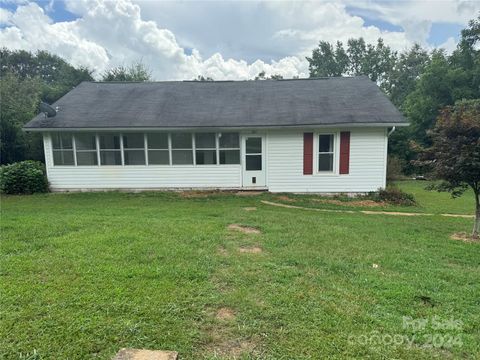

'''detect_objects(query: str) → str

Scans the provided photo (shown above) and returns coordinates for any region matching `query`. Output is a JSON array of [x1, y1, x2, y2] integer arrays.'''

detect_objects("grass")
[[1, 184, 479, 359]]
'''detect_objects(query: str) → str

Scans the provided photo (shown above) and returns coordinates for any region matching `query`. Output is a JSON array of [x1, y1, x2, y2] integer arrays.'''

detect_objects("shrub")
[[0, 160, 49, 194], [376, 186, 416, 206]]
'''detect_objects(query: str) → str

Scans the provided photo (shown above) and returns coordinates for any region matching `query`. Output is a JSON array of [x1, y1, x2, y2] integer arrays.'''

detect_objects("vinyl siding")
[[43, 134, 241, 190], [266, 128, 387, 193]]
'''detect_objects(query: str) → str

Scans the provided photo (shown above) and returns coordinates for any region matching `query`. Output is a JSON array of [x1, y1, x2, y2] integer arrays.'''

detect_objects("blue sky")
[[1, 0, 478, 80]]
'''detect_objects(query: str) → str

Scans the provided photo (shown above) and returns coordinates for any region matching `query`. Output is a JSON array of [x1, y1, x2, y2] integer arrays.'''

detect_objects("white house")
[[24, 76, 407, 193]]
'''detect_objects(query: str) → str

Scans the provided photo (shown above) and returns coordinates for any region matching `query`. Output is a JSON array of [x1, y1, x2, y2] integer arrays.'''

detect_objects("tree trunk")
[[473, 190, 480, 239]]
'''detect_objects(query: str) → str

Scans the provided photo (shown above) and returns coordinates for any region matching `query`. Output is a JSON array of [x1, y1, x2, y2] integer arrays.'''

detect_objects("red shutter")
[[303, 133, 313, 175], [339, 131, 350, 175]]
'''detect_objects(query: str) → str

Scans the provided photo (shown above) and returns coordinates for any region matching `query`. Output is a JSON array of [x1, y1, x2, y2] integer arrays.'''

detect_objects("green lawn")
[[1, 185, 479, 359]]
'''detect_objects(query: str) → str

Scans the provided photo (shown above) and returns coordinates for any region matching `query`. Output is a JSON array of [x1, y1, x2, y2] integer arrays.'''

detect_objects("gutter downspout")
[[387, 126, 396, 137]]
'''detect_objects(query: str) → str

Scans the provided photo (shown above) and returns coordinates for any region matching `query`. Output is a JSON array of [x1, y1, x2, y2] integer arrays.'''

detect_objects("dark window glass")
[[100, 134, 120, 149], [319, 134, 333, 153], [76, 152, 98, 166], [318, 154, 333, 171], [196, 150, 216, 165], [148, 133, 168, 149], [124, 150, 145, 165], [246, 155, 262, 170], [219, 150, 240, 164], [52, 133, 73, 149], [123, 133, 144, 149], [53, 151, 74, 165], [100, 150, 122, 165], [75, 134, 96, 150], [148, 150, 169, 165], [171, 133, 192, 149], [219, 133, 239, 148], [195, 133, 216, 148], [246, 137, 262, 154], [172, 150, 193, 164]]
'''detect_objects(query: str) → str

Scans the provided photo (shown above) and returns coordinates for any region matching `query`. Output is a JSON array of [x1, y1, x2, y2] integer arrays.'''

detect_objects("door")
[[242, 135, 266, 188]]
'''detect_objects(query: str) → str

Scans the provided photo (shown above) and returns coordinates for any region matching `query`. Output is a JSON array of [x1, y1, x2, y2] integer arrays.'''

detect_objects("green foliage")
[[375, 186, 417, 206], [101, 61, 152, 81], [386, 156, 406, 181], [0, 161, 49, 194], [254, 71, 284, 80], [0, 72, 43, 164], [416, 99, 480, 237]]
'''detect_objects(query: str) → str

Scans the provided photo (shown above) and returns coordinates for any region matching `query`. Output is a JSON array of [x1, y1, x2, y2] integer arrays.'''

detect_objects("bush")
[[376, 186, 416, 206], [0, 160, 49, 194]]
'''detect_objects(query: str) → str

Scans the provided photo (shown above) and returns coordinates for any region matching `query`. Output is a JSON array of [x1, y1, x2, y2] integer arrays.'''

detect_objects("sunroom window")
[[318, 134, 334, 172], [99, 134, 122, 165], [75, 133, 98, 166], [147, 133, 169, 165], [219, 133, 240, 164], [123, 133, 145, 165], [195, 133, 217, 165], [171, 133, 193, 165], [52, 133, 74, 165]]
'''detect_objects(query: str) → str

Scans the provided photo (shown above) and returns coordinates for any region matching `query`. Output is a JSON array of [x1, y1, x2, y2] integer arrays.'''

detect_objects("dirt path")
[[260, 200, 474, 218]]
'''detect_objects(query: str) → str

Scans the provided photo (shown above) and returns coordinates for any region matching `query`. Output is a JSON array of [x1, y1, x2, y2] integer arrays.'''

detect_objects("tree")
[[254, 71, 283, 80], [415, 100, 480, 239], [0, 48, 93, 103], [0, 72, 42, 164], [193, 75, 214, 81], [306, 41, 348, 77], [102, 62, 152, 81]]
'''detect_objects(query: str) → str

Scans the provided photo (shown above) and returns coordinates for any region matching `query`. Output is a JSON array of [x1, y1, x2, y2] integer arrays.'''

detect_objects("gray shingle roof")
[[24, 76, 407, 130]]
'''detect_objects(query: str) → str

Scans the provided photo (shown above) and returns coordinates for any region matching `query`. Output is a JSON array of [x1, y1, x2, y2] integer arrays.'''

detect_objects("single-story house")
[[24, 76, 407, 193]]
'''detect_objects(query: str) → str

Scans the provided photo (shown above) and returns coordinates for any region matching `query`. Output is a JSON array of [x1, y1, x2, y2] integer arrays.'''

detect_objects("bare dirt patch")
[[180, 190, 217, 198], [216, 307, 236, 321], [313, 199, 386, 207], [276, 195, 296, 202], [228, 224, 261, 234], [217, 246, 228, 256], [361, 210, 430, 216], [243, 207, 257, 211], [113, 348, 178, 360], [236, 191, 263, 196], [238, 246, 263, 254], [450, 232, 479, 243], [207, 338, 257, 359]]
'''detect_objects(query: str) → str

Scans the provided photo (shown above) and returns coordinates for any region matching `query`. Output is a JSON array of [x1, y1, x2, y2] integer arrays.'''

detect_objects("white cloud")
[[0, 0, 475, 80]]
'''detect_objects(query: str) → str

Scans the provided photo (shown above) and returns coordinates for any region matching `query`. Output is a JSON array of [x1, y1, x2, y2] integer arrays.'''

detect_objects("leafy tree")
[[0, 48, 93, 103], [307, 41, 348, 77], [102, 62, 152, 81], [254, 71, 284, 80], [193, 75, 214, 81], [414, 100, 480, 239], [0, 73, 43, 164]]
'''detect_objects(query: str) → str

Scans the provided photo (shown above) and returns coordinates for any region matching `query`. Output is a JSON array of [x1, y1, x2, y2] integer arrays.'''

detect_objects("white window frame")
[[218, 132, 241, 165], [51, 133, 75, 166], [122, 133, 147, 166], [194, 132, 218, 165], [314, 132, 339, 175], [170, 132, 194, 166], [98, 133, 122, 166], [73, 133, 98, 166]]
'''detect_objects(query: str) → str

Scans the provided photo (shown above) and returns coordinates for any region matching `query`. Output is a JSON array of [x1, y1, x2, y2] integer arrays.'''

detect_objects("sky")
[[0, 0, 478, 80]]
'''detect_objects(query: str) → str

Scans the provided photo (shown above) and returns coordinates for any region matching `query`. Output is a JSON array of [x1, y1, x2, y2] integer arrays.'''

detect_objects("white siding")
[[43, 134, 241, 191], [266, 128, 387, 193], [43, 129, 387, 192]]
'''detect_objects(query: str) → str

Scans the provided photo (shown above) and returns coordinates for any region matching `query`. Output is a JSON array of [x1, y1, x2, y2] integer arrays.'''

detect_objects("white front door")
[[242, 134, 266, 188]]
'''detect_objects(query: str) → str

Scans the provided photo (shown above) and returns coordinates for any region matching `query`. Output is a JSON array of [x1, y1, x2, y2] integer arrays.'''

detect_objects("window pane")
[[219, 150, 240, 164], [100, 134, 120, 149], [76, 152, 98, 165], [246, 154, 262, 170], [195, 133, 216, 148], [123, 133, 144, 149], [246, 137, 262, 154], [318, 154, 333, 171], [171, 133, 192, 149], [148, 133, 168, 149], [219, 133, 239, 148], [148, 150, 169, 165], [196, 150, 216, 165], [172, 150, 193, 164], [319, 134, 333, 153], [75, 134, 96, 150], [53, 150, 74, 165], [52, 133, 72, 150], [124, 150, 146, 165], [100, 150, 122, 165]]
